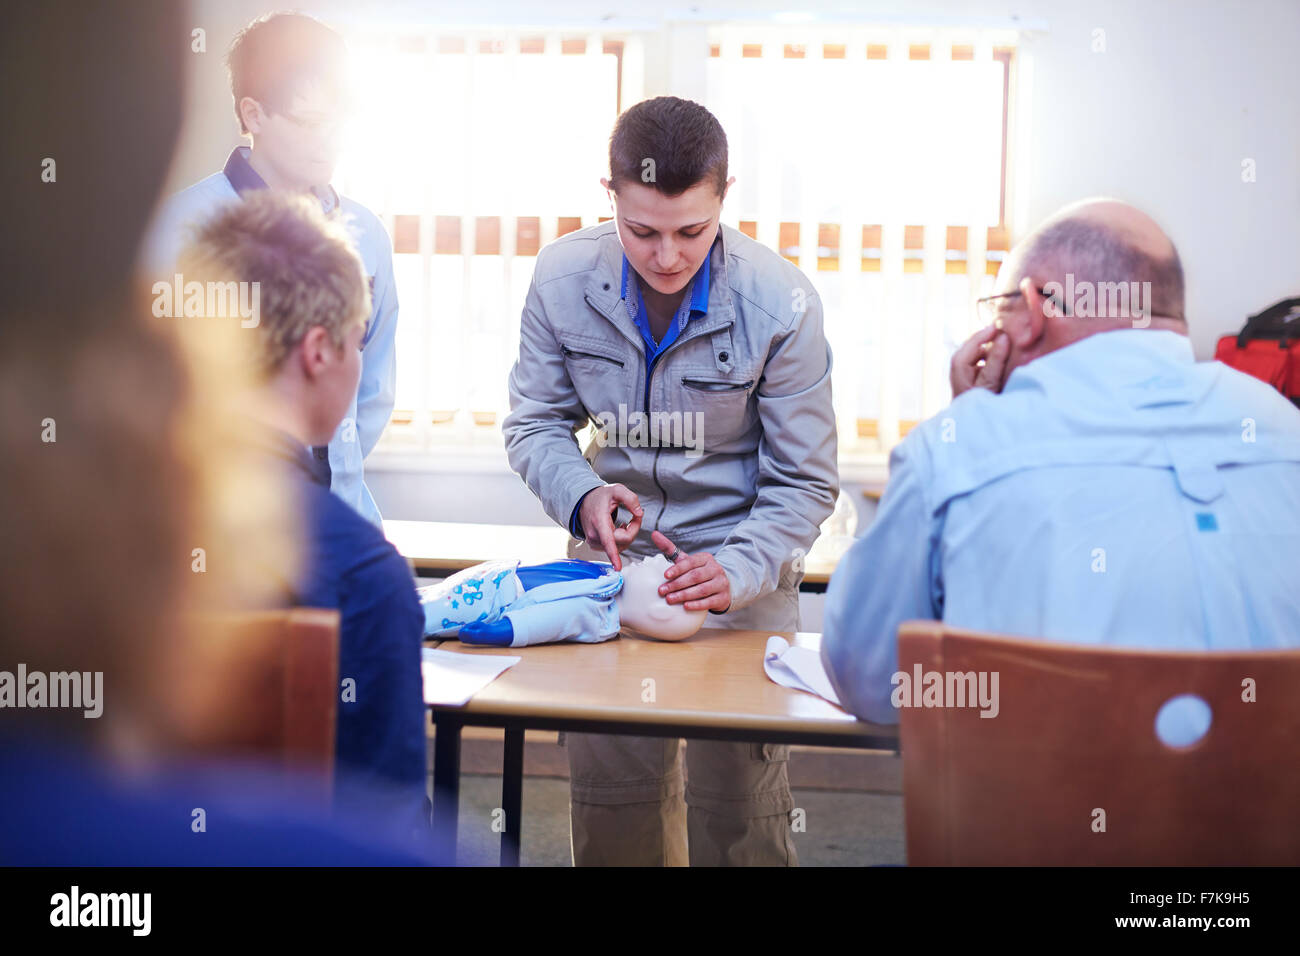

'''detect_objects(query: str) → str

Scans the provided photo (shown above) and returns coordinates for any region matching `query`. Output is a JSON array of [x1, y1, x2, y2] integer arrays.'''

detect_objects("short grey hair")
[[1020, 218, 1185, 322]]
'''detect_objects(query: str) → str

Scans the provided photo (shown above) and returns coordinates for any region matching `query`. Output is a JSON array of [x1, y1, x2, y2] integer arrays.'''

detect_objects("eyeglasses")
[[279, 111, 347, 135], [975, 287, 1066, 325], [976, 288, 1185, 325]]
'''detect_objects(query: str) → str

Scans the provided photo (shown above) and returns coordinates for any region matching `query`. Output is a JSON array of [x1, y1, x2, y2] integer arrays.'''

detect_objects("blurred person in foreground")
[[0, 1, 432, 865], [822, 199, 1300, 730]]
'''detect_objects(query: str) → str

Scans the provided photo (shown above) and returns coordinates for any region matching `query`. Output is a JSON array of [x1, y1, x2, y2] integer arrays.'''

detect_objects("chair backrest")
[[182, 609, 340, 805], [898, 620, 1300, 865]]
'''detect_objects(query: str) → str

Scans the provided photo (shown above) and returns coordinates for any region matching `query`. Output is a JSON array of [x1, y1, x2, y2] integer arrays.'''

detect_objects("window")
[[336, 30, 629, 452], [705, 25, 1016, 452], [336, 21, 1017, 464]]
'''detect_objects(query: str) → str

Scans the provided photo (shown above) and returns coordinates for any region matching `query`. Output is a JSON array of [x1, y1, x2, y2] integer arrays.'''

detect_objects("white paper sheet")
[[421, 647, 520, 706], [763, 635, 841, 706]]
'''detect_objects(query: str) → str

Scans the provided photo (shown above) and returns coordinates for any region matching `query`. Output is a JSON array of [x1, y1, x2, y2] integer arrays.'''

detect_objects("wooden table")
[[387, 519, 844, 588], [426, 628, 898, 865]]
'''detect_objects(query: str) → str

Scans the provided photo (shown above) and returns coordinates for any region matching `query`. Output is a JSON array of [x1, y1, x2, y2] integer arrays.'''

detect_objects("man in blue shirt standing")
[[180, 190, 428, 833], [147, 12, 398, 527], [822, 199, 1300, 727]]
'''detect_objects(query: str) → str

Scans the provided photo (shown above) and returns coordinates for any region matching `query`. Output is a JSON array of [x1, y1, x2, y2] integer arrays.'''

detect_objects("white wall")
[[168, 0, 1299, 528], [1003, 0, 1299, 358]]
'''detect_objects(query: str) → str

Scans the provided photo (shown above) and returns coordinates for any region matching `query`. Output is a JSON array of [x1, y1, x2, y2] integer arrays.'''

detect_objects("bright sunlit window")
[[333, 23, 1016, 461]]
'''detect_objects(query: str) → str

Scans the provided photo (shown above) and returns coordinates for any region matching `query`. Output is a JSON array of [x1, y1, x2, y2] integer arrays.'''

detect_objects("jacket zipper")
[[645, 353, 668, 533], [583, 288, 735, 536]]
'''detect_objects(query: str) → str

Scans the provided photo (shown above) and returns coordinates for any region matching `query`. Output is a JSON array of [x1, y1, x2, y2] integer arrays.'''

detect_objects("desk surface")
[[387, 519, 844, 585], [427, 628, 897, 748]]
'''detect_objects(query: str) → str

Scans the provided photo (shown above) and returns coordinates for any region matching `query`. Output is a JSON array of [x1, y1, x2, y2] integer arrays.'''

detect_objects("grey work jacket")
[[502, 221, 839, 626]]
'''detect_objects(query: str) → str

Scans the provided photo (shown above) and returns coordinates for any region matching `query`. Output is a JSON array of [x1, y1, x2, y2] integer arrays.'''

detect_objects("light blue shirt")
[[822, 329, 1300, 726], [143, 147, 397, 528]]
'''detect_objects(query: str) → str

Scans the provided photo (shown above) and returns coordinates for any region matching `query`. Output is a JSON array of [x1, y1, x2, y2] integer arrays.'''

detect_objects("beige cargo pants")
[[565, 538, 801, 866]]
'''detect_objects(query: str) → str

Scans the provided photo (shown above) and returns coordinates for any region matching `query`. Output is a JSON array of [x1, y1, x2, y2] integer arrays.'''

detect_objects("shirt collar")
[[223, 146, 265, 196], [249, 422, 328, 488], [222, 146, 340, 213], [1055, 328, 1195, 369], [1006, 329, 1200, 402], [690, 251, 712, 312]]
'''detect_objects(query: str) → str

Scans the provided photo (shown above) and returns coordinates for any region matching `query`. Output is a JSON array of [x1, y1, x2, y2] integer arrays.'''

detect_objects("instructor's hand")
[[950, 324, 1011, 398], [651, 531, 731, 614], [579, 484, 643, 571]]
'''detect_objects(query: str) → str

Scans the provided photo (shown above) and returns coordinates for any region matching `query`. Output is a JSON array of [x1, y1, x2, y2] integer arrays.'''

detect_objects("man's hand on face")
[[950, 324, 1011, 398], [579, 484, 643, 571], [650, 530, 732, 614]]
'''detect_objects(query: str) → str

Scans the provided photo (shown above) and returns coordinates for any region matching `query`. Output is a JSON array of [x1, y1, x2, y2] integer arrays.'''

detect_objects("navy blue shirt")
[[0, 737, 436, 865], [257, 427, 427, 829]]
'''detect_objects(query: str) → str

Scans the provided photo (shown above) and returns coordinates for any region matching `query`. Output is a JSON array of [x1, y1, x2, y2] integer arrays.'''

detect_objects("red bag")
[[1215, 297, 1300, 405]]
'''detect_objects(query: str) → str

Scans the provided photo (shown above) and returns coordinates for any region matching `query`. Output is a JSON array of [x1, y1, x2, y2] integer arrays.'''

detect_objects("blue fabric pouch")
[[418, 559, 623, 647]]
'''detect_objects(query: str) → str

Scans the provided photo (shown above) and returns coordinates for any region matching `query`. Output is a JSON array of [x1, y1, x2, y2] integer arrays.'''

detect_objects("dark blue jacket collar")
[[222, 146, 266, 196], [222, 146, 340, 213]]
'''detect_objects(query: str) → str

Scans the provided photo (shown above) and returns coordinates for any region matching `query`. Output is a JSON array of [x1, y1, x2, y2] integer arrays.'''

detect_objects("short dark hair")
[[1022, 218, 1186, 321], [609, 96, 728, 197], [227, 12, 348, 135]]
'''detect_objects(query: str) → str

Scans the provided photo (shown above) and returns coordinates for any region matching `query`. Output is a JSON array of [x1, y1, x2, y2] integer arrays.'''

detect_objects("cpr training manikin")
[[418, 554, 706, 648], [613, 553, 707, 641]]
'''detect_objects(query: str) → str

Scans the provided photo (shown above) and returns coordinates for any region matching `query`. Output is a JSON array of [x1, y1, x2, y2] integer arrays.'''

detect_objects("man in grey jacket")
[[502, 97, 838, 865]]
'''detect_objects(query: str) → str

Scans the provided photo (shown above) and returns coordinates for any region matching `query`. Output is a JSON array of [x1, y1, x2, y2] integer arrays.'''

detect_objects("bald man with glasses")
[[821, 198, 1300, 735]]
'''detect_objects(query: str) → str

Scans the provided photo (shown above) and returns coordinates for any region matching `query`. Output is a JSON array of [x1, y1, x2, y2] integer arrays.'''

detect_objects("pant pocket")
[[752, 742, 790, 762]]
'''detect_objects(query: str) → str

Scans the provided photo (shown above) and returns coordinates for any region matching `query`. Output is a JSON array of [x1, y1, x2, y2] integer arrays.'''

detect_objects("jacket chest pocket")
[[562, 344, 625, 369], [675, 370, 757, 447], [561, 342, 635, 420]]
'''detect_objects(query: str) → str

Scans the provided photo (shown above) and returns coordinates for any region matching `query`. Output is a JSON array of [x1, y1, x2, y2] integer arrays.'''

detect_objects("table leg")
[[500, 725, 524, 867], [432, 711, 462, 864]]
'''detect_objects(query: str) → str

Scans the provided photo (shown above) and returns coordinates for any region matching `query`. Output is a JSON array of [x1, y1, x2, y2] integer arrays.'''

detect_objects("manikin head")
[[616, 553, 707, 642]]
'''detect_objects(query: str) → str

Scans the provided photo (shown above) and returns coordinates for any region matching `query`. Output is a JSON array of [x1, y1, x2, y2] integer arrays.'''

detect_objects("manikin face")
[[615, 553, 706, 642]]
